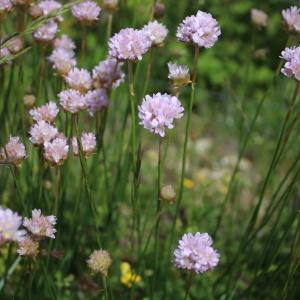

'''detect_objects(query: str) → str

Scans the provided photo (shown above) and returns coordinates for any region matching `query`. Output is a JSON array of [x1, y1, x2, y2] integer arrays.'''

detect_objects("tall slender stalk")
[[184, 272, 194, 300], [107, 13, 113, 41]]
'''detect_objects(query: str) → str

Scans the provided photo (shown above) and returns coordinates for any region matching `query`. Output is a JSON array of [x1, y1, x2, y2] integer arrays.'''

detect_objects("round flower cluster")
[[17, 236, 39, 257], [138, 93, 184, 137], [281, 46, 300, 81], [109, 28, 151, 61], [282, 6, 300, 34], [0, 0, 13, 17], [29, 101, 59, 123], [87, 249, 112, 276], [85, 89, 108, 116], [38, 0, 63, 22], [176, 10, 221, 48], [72, 132, 97, 157], [71, 0, 101, 24], [167, 62, 190, 90], [174, 232, 220, 274], [29, 120, 58, 145], [33, 21, 58, 44], [92, 58, 125, 90], [0, 136, 26, 165], [251, 9, 268, 28], [44, 135, 69, 165], [65, 68, 92, 93], [142, 20, 168, 47], [58, 89, 87, 114], [54, 34, 76, 51]]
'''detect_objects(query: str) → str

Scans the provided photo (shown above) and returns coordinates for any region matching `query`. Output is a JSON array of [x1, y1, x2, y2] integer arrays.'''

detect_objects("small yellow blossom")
[[184, 178, 194, 189], [120, 262, 142, 288]]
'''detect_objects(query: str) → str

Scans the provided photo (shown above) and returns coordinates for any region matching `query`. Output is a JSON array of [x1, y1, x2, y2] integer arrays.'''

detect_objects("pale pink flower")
[[48, 48, 76, 76], [87, 249, 112, 276], [38, 0, 63, 22], [58, 89, 87, 114], [29, 120, 58, 145], [85, 89, 108, 116], [0, 47, 11, 62], [0, 206, 25, 245], [282, 6, 300, 34], [251, 9, 268, 28], [54, 34, 76, 52], [177, 10, 221, 48], [108, 28, 151, 61], [0, 136, 26, 165], [281, 46, 300, 80], [65, 68, 92, 92], [17, 236, 39, 257], [143, 20, 168, 47], [0, 0, 13, 16], [174, 232, 220, 274], [44, 135, 69, 165], [138, 93, 184, 137], [168, 62, 190, 88], [23, 209, 57, 239], [72, 132, 96, 157], [71, 0, 101, 23], [33, 21, 58, 43], [92, 58, 124, 89], [29, 101, 59, 123]]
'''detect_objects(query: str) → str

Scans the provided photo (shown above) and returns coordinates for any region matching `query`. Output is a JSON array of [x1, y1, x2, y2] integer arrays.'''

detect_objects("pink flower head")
[[177, 10, 221, 48], [138, 93, 184, 137], [0, 206, 25, 245], [23, 209, 57, 239], [168, 61, 190, 88], [65, 68, 92, 92], [251, 9, 268, 28], [85, 89, 108, 116], [92, 58, 124, 89], [174, 232, 220, 274], [29, 101, 59, 123], [33, 21, 58, 43], [142, 20, 168, 47], [282, 6, 300, 34], [108, 28, 151, 61], [44, 135, 69, 165], [72, 132, 96, 157], [38, 0, 63, 21], [48, 48, 77, 76], [58, 89, 87, 114], [0, 0, 13, 16], [29, 120, 58, 145], [281, 46, 300, 81], [0, 136, 26, 165], [17, 236, 39, 257], [54, 34, 76, 52], [0, 47, 11, 60], [71, 0, 101, 24]]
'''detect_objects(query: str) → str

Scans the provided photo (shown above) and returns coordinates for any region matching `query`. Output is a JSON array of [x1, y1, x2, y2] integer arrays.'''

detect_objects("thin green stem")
[[184, 272, 194, 300]]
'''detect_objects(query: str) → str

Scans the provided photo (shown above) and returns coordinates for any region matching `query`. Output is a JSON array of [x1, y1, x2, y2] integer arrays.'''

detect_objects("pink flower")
[[33, 21, 58, 43], [65, 68, 92, 92], [281, 46, 300, 81], [71, 0, 101, 24], [92, 58, 124, 89], [38, 0, 63, 22], [29, 101, 59, 123], [58, 89, 87, 114], [0, 206, 25, 245], [0, 47, 11, 60], [54, 34, 76, 52], [108, 28, 151, 61], [0, 136, 26, 165], [143, 20, 168, 47], [177, 10, 221, 48], [0, 0, 13, 16], [17, 236, 39, 257], [251, 9, 268, 28], [44, 135, 69, 165], [23, 209, 57, 239], [138, 93, 184, 137], [167, 62, 190, 89], [48, 48, 77, 76], [85, 89, 108, 116], [174, 232, 220, 274], [72, 132, 96, 157], [29, 120, 58, 145], [282, 6, 300, 34]]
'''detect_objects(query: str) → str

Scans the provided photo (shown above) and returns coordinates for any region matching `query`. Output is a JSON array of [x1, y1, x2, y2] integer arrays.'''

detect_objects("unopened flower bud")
[[154, 2, 165, 19], [103, 0, 118, 13], [28, 5, 43, 19], [251, 9, 268, 28], [160, 185, 176, 203], [23, 94, 36, 109], [7, 37, 25, 54]]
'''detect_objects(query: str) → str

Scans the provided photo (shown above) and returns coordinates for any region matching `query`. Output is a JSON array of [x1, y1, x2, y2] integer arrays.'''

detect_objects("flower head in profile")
[[54, 35, 76, 52], [87, 249, 112, 276], [103, 0, 118, 12], [38, 0, 62, 21], [0, 206, 25, 245], [0, 0, 13, 17], [168, 62, 190, 90], [72, 132, 96, 157], [174, 232, 220, 274], [29, 101, 59, 123], [58, 89, 87, 114], [17, 236, 39, 257], [0, 136, 26, 165], [142, 20, 168, 47], [48, 48, 77, 76], [29, 120, 58, 145], [65, 68, 92, 93], [92, 58, 124, 89], [251, 9, 268, 28], [281, 46, 300, 81], [177, 10, 221, 48], [33, 21, 58, 44], [282, 6, 300, 34], [44, 135, 69, 165], [71, 0, 101, 24], [85, 89, 108, 116], [23, 209, 57, 239], [108, 28, 151, 61], [138, 93, 184, 137]]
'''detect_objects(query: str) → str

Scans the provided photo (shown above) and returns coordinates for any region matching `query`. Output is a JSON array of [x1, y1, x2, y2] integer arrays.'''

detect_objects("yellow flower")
[[184, 178, 194, 189], [120, 262, 142, 288]]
